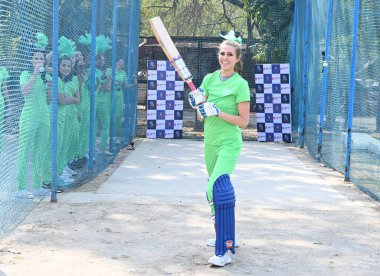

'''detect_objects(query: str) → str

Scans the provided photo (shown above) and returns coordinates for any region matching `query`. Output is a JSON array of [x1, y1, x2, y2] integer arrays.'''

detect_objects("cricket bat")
[[149, 16, 197, 91]]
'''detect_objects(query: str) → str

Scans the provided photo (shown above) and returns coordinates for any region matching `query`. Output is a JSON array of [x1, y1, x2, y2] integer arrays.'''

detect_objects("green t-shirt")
[[200, 70, 250, 146], [106, 68, 127, 92], [20, 71, 51, 117]]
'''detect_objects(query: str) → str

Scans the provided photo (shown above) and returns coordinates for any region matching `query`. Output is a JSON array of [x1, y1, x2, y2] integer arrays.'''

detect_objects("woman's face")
[[31, 52, 45, 69], [59, 59, 72, 77], [218, 44, 239, 74], [74, 51, 84, 62], [76, 60, 86, 75], [116, 59, 124, 69]]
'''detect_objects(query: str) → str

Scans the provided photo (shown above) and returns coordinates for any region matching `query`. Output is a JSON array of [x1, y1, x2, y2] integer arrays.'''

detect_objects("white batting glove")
[[197, 102, 220, 119], [188, 88, 206, 108]]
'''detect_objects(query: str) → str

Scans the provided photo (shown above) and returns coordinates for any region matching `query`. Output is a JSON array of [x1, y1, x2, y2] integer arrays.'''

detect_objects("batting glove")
[[197, 102, 220, 119], [188, 88, 206, 108]]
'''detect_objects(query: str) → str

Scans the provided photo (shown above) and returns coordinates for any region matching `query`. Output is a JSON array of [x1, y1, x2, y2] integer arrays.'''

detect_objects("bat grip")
[[187, 81, 196, 91]]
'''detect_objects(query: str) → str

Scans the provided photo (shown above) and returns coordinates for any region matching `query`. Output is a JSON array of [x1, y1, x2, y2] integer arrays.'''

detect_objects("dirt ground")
[[0, 138, 379, 276]]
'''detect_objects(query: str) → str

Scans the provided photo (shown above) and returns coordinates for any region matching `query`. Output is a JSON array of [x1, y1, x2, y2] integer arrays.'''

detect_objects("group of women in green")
[[10, 32, 128, 199]]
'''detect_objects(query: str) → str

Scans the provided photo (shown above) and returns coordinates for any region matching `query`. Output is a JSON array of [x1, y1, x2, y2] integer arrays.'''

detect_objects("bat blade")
[[149, 16, 196, 91]]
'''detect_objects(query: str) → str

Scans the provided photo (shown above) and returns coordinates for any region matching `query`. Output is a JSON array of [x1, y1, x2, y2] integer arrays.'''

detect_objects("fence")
[[290, 0, 380, 199], [0, 0, 140, 239]]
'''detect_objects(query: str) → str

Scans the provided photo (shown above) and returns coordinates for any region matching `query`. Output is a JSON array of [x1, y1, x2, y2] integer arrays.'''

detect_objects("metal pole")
[[345, 0, 361, 181]]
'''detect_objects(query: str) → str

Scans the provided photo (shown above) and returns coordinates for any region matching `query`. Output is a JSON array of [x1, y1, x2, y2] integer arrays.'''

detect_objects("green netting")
[[0, 0, 140, 239]]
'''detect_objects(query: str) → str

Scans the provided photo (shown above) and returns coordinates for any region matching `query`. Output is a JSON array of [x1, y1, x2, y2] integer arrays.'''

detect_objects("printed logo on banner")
[[166, 62, 175, 71], [147, 110, 157, 120], [156, 130, 165, 138], [256, 84, 264, 93], [264, 84, 272, 93], [157, 71, 166, 80], [282, 124, 292, 134], [147, 70, 157, 80], [266, 133, 274, 142], [273, 114, 282, 123], [174, 100, 183, 110], [272, 64, 280, 74], [264, 74, 272, 84], [175, 81, 184, 91], [166, 91, 175, 101], [256, 94, 264, 104], [166, 81, 175, 91], [281, 84, 291, 93], [165, 120, 174, 130], [147, 100, 157, 110], [165, 110, 174, 120], [147, 120, 156, 129], [264, 103, 273, 114], [281, 74, 289, 84], [257, 113, 265, 123], [166, 100, 175, 110], [274, 133, 283, 142], [157, 91, 166, 100], [255, 64, 263, 74], [272, 95, 281, 104], [283, 133, 292, 142], [147, 90, 157, 100], [174, 130, 183, 139], [274, 123, 282, 133], [165, 130, 174, 139], [166, 71, 175, 80], [263, 64, 272, 74], [255, 74, 264, 84], [265, 113, 273, 123], [174, 110, 183, 120], [175, 91, 184, 100], [258, 132, 266, 141], [281, 104, 291, 114], [156, 100, 166, 110], [273, 84, 281, 93], [175, 72, 182, 81], [281, 94, 290, 104], [147, 130, 157, 139], [157, 110, 165, 120], [157, 61, 166, 70], [148, 60, 157, 70], [156, 120, 165, 130], [257, 123, 265, 133], [174, 120, 183, 129], [272, 74, 281, 84], [256, 103, 265, 113], [148, 80, 157, 90], [282, 113, 291, 124], [265, 123, 274, 133], [280, 64, 290, 74], [157, 80, 166, 90], [273, 104, 282, 113], [264, 94, 272, 103]]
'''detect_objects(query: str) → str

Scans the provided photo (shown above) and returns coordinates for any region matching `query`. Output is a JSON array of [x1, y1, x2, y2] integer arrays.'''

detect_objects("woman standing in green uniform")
[[106, 58, 127, 139], [16, 33, 51, 198], [189, 35, 250, 266]]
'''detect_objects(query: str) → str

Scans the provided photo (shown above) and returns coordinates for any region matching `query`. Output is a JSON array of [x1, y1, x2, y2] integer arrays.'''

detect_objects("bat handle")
[[187, 81, 196, 91]]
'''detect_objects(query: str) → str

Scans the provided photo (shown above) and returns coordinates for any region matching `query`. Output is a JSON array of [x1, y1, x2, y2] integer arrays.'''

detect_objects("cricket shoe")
[[208, 251, 232, 267], [15, 190, 35, 199], [207, 238, 240, 247]]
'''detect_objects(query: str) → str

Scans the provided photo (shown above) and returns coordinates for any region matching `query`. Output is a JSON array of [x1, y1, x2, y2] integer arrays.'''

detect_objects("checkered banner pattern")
[[254, 63, 292, 143], [146, 60, 184, 139]]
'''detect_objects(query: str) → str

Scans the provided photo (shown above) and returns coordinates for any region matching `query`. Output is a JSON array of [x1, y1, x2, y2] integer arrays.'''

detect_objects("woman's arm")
[[20, 72, 38, 96], [218, 101, 250, 128]]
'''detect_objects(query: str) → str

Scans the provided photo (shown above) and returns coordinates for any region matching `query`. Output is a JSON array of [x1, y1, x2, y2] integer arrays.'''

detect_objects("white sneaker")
[[207, 238, 240, 247], [208, 252, 232, 267], [32, 188, 49, 197], [15, 190, 35, 199]]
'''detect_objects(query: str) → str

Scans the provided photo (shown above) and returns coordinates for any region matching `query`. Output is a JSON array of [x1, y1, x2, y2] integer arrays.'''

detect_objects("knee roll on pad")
[[213, 174, 236, 256]]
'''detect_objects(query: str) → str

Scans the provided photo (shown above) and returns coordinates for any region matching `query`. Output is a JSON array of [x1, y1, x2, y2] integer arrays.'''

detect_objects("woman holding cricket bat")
[[189, 32, 250, 267]]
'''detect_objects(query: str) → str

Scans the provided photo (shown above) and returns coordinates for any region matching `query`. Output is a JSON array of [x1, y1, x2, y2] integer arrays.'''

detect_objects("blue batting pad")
[[213, 174, 236, 256]]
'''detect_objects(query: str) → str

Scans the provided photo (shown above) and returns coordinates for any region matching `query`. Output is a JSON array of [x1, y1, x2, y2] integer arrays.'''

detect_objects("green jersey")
[[200, 70, 250, 146]]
